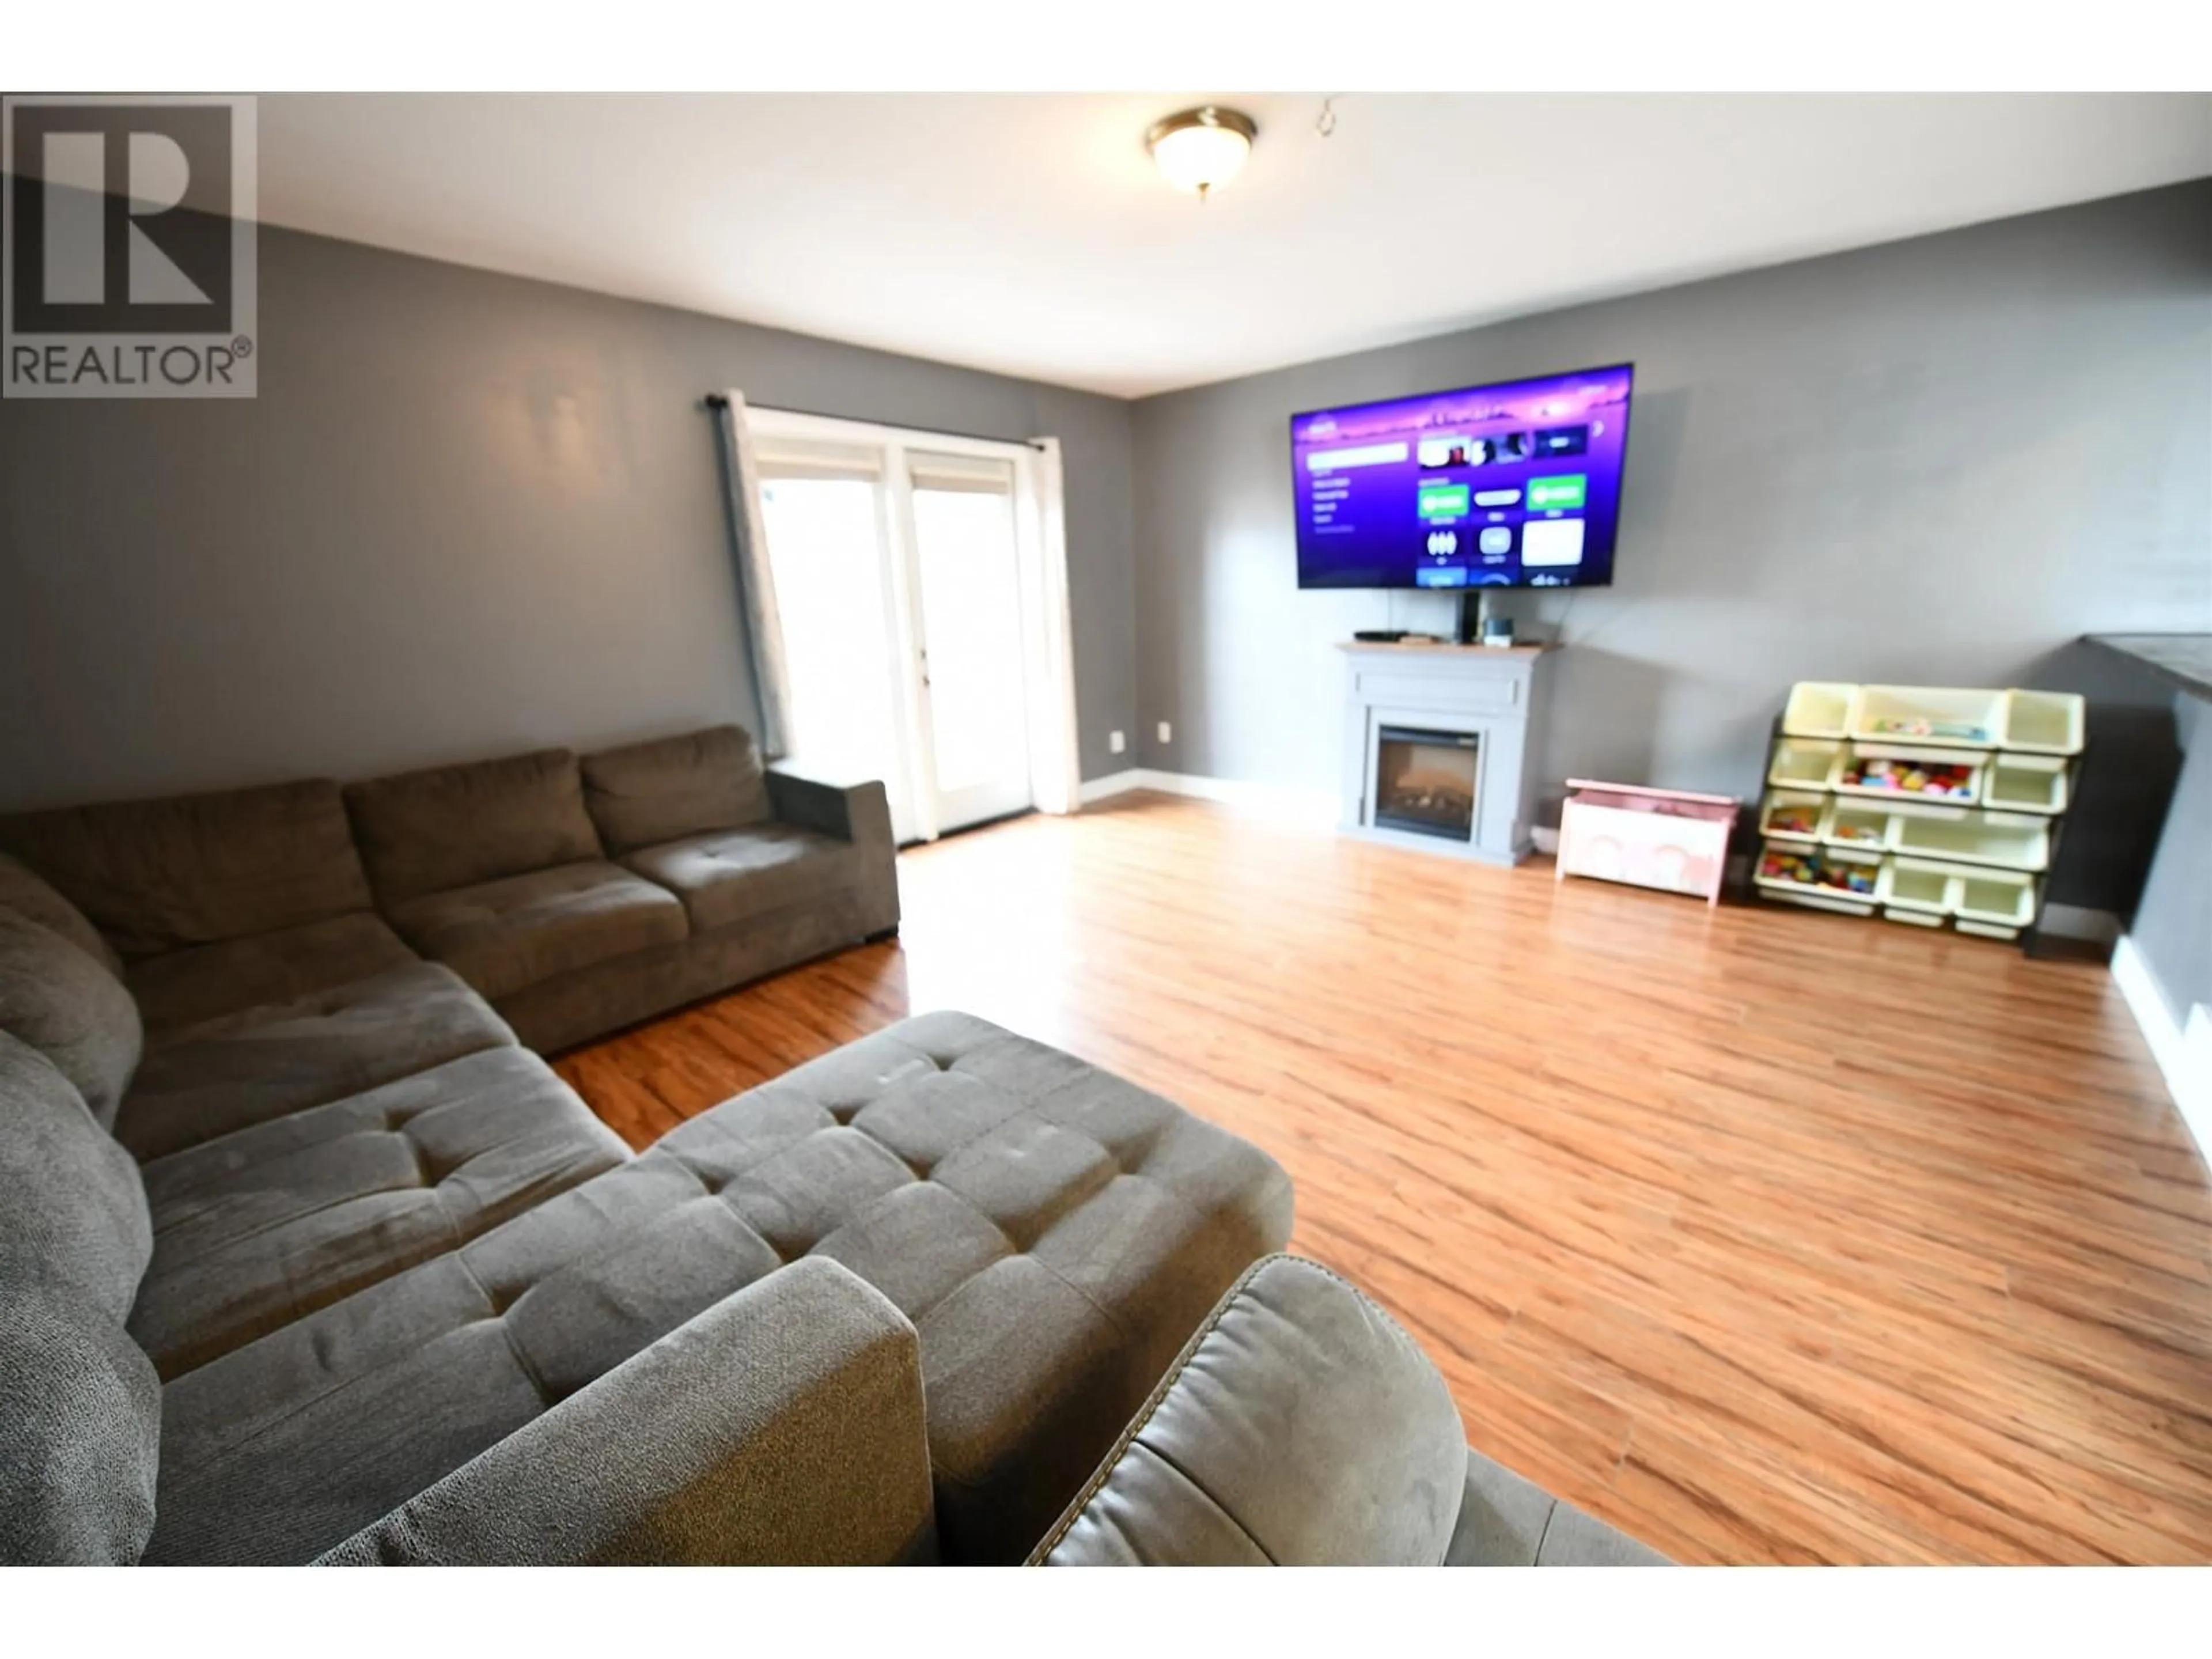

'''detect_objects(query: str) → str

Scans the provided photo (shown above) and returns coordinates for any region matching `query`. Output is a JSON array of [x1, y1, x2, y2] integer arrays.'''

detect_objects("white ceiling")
[[256, 93, 2212, 399]]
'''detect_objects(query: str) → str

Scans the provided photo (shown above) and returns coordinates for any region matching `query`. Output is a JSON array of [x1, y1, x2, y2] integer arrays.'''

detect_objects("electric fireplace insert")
[[1373, 726, 1479, 840]]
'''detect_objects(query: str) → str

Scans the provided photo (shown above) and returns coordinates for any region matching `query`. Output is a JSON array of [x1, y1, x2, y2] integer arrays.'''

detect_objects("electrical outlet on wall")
[[1157, 721, 1173, 744], [1108, 729, 1126, 755]]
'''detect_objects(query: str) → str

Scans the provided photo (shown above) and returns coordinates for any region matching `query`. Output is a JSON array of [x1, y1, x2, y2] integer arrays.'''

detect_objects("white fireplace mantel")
[[1337, 640, 1555, 866]]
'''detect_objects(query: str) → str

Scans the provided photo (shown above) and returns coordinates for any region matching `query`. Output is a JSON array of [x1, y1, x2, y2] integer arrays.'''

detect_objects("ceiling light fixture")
[[1146, 105, 1257, 203]]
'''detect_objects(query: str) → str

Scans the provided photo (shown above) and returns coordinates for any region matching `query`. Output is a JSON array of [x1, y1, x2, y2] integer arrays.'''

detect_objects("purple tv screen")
[[1291, 363, 1634, 590]]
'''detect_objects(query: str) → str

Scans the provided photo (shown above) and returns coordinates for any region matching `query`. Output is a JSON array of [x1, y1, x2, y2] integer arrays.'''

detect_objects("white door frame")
[[744, 406, 1080, 840]]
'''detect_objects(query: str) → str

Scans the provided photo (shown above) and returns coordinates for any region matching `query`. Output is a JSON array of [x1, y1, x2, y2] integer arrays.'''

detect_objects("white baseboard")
[[1078, 767, 1337, 826], [1076, 768, 1146, 805], [2111, 935, 2212, 1163]]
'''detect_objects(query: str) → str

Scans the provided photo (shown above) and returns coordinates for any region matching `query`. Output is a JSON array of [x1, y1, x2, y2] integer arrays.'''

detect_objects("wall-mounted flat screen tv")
[[1291, 363, 1634, 590]]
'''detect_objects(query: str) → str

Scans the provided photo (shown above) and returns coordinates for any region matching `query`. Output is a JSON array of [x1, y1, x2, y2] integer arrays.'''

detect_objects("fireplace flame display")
[[1373, 727, 1478, 840]]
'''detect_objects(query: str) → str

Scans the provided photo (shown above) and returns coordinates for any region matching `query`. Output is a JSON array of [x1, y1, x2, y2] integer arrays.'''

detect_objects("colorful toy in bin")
[[1759, 847, 1876, 896], [1840, 755, 1974, 798], [1868, 716, 1993, 744], [1767, 680, 2080, 949], [1767, 802, 1821, 836]]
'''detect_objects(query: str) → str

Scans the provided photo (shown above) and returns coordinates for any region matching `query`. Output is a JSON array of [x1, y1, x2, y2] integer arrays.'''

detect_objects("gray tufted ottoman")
[[147, 1013, 1294, 1565]]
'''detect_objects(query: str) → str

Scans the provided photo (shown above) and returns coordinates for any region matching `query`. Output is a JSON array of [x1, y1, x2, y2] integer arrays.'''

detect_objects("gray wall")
[[1129, 179, 2212, 908], [3, 181, 2205, 928], [0, 224, 1137, 812], [2130, 690, 2211, 1020]]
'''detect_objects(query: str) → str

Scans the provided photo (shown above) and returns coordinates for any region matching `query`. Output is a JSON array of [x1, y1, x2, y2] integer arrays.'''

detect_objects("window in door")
[[906, 454, 1033, 832], [746, 414, 1071, 844], [755, 457, 908, 835]]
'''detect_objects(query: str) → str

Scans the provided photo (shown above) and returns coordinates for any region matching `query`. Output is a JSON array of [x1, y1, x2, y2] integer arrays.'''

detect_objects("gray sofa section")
[[0, 722, 906, 1373], [315, 1257, 936, 1566], [127, 1046, 631, 1380], [118, 961, 516, 1162], [0, 778, 378, 962], [1445, 1449, 1669, 1566], [0, 1031, 161, 1565], [1, 816, 1301, 1565], [0, 725, 900, 1090], [0, 903, 142, 1130], [1033, 1255, 1668, 1567], [1, 744, 1668, 1566], [142, 1013, 1293, 1566]]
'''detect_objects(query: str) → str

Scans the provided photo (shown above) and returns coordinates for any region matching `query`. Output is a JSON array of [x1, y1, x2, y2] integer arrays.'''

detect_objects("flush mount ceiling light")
[[1146, 105, 1257, 202]]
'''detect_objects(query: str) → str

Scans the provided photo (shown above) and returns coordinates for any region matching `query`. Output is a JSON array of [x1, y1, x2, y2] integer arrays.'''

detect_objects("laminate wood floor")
[[555, 793, 2212, 1563]]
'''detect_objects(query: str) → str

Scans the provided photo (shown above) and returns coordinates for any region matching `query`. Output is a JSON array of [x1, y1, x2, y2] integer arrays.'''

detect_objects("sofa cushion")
[[125, 912, 419, 1039], [128, 1047, 630, 1379], [0, 849, 123, 977], [0, 779, 373, 960], [0, 1291, 162, 1564], [1528, 1495, 1670, 1566], [313, 1257, 934, 1567], [1031, 1256, 1468, 1566], [0, 1032, 161, 1565], [145, 1012, 1291, 1566], [0, 908, 143, 1131], [147, 1253, 551, 1566], [0, 1031, 152, 1323], [1444, 1449, 1669, 1566], [581, 725, 772, 856], [386, 861, 689, 1003], [115, 962, 516, 1162], [344, 749, 604, 906], [622, 823, 861, 936]]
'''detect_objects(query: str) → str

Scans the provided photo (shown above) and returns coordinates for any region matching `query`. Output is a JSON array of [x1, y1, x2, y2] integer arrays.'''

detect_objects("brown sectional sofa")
[[1, 721, 1664, 1566], [2, 724, 899, 1160], [0, 724, 908, 1385], [0, 731, 1309, 1565]]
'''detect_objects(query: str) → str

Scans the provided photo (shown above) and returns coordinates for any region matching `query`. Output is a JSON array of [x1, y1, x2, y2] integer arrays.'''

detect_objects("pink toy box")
[[1554, 779, 1738, 907]]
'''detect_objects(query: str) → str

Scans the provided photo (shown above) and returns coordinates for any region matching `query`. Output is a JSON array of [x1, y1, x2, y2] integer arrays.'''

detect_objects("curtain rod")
[[703, 394, 1047, 451]]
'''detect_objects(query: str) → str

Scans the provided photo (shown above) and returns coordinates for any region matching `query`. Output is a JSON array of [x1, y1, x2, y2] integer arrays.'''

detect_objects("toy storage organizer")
[[1755, 681, 2085, 949], [1783, 683, 2089, 753]]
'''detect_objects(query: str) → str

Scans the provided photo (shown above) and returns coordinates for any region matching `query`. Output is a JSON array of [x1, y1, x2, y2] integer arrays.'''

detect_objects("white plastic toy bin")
[[1767, 737, 1842, 789], [1830, 743, 1984, 806], [1754, 843, 1880, 912], [1984, 753, 2069, 815], [1758, 790, 1827, 843], [1955, 868, 2037, 932], [1875, 856, 1960, 916], [2001, 689, 2086, 755], [1885, 804, 2050, 872], [1782, 681, 1859, 740], [1823, 802, 1893, 850], [1881, 903, 1946, 928], [1851, 685, 2008, 748]]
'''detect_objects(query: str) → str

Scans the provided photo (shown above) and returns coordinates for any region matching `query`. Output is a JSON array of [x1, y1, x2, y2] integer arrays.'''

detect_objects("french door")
[[751, 412, 1062, 844]]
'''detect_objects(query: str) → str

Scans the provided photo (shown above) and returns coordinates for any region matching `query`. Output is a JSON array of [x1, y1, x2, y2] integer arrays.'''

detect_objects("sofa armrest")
[[1029, 1254, 1471, 1566], [766, 765, 899, 937], [765, 763, 891, 848], [1444, 1446, 1668, 1565], [315, 1257, 936, 1566]]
